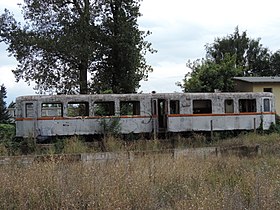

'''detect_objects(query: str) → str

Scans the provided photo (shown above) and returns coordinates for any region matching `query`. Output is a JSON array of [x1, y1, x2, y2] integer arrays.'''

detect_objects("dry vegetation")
[[1, 133, 280, 209]]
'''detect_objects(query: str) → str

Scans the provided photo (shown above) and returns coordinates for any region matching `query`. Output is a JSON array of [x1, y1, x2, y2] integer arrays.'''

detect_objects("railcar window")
[[94, 101, 115, 116], [239, 99, 256, 112], [67, 102, 89, 117], [170, 100, 180, 114], [120, 101, 140, 115], [42, 103, 62, 117], [224, 99, 234, 113], [263, 99, 271, 112], [193, 100, 212, 114], [26, 103, 34, 118]]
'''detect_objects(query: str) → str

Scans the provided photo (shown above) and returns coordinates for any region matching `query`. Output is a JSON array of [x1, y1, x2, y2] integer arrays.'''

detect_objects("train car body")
[[15, 92, 276, 140]]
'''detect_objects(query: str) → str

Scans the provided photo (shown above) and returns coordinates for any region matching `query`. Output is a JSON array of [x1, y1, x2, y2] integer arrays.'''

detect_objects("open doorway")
[[157, 99, 167, 130]]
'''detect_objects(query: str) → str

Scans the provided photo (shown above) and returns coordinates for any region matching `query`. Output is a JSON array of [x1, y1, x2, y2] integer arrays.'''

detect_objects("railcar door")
[[259, 96, 275, 130], [21, 101, 38, 138], [152, 99, 168, 136]]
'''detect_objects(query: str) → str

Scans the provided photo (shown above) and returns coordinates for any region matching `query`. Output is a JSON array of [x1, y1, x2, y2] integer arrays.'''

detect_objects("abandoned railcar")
[[15, 92, 276, 140]]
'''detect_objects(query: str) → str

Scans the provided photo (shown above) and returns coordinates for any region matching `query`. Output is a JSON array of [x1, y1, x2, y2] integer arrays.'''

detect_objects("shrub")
[[0, 124, 15, 141], [99, 117, 121, 137], [0, 124, 17, 155]]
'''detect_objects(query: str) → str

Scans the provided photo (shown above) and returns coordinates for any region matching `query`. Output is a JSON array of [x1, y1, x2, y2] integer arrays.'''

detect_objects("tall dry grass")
[[1, 153, 280, 209]]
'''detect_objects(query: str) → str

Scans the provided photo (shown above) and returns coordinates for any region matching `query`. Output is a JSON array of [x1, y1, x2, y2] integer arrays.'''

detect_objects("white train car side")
[[15, 92, 276, 140]]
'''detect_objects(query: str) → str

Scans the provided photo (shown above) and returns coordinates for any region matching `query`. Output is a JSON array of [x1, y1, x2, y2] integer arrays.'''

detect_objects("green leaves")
[[1, 0, 154, 94], [0, 84, 11, 124], [206, 26, 272, 77], [182, 54, 242, 92], [181, 26, 280, 93], [90, 0, 155, 94]]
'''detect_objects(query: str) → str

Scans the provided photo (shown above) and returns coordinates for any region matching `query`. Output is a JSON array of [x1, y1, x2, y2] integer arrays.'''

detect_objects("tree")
[[0, 0, 153, 94], [270, 50, 280, 76], [0, 84, 10, 124], [181, 54, 242, 92], [90, 0, 155, 93], [205, 26, 271, 76], [180, 27, 280, 92]]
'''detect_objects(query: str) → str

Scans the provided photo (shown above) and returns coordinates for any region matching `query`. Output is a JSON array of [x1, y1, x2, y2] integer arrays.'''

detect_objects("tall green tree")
[[1, 0, 97, 94], [270, 50, 280, 76], [181, 54, 242, 92], [90, 0, 154, 93], [0, 84, 10, 124], [0, 0, 153, 94], [205, 26, 271, 76], [180, 27, 279, 92]]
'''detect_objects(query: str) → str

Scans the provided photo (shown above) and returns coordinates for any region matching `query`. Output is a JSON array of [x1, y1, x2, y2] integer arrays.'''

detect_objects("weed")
[[62, 136, 88, 154]]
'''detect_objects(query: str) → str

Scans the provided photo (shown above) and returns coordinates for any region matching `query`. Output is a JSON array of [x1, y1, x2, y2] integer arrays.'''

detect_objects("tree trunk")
[[78, 0, 90, 95], [79, 63, 88, 94]]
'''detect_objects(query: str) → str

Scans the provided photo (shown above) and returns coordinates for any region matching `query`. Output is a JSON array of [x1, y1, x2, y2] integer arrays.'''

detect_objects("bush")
[[0, 124, 16, 155], [99, 117, 121, 137], [0, 124, 15, 141]]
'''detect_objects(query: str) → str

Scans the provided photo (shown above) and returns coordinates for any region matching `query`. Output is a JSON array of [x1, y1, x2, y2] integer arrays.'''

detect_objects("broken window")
[[224, 99, 234, 113], [239, 99, 256, 112], [26, 103, 34, 118], [42, 103, 63, 117], [170, 100, 180, 114], [94, 101, 115, 116], [120, 101, 140, 115], [263, 99, 271, 112], [67, 102, 89, 117], [193, 100, 212, 114]]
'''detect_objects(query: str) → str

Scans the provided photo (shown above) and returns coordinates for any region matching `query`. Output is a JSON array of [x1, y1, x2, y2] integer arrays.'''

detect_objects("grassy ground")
[[0, 133, 280, 209], [0, 151, 280, 209]]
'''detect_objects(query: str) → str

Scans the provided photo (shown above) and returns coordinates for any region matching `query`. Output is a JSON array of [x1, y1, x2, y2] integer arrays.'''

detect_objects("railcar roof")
[[15, 92, 274, 101]]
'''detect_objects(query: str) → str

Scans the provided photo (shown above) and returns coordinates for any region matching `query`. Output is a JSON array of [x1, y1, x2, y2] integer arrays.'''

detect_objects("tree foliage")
[[181, 54, 242, 92], [270, 50, 280, 76], [0, 0, 154, 94], [205, 27, 272, 76], [90, 0, 155, 93], [0, 84, 10, 124], [181, 27, 280, 92]]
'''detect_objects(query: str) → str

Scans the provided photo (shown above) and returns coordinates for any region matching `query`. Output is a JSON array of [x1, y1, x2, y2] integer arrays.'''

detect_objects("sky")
[[1, 0, 280, 104]]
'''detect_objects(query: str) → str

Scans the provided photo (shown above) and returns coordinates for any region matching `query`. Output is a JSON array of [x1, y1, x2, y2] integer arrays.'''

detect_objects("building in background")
[[233, 77, 280, 115]]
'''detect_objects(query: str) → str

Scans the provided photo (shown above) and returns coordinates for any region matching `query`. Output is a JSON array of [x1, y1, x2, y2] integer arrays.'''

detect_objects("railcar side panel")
[[167, 114, 273, 132], [15, 92, 276, 139]]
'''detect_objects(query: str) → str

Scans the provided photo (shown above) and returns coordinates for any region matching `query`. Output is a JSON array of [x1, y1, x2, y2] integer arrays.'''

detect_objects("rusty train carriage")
[[15, 92, 276, 140]]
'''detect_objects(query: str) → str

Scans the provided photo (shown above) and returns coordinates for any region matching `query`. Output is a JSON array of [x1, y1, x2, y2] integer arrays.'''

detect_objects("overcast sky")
[[1, 0, 280, 104]]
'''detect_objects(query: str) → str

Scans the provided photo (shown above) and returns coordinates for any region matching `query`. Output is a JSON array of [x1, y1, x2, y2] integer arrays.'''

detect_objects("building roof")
[[233, 77, 280, 83]]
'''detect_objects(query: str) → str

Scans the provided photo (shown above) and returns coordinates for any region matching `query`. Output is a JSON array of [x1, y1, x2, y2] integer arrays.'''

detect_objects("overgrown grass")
[[213, 132, 280, 156], [1, 130, 280, 156], [1, 130, 280, 208], [0, 153, 280, 209]]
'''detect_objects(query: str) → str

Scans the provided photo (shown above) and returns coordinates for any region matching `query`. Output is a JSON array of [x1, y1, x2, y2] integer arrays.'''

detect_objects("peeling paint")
[[15, 92, 276, 139]]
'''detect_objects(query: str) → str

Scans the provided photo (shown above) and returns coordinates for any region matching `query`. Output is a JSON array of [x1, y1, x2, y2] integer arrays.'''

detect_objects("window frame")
[[239, 99, 256, 113], [25, 103, 34, 118], [170, 100, 180, 114], [224, 99, 234, 113], [193, 99, 212, 114], [120, 101, 140, 116], [67, 102, 89, 117], [263, 98, 271, 112], [94, 101, 115, 116], [263, 88, 272, 93], [41, 102, 63, 117]]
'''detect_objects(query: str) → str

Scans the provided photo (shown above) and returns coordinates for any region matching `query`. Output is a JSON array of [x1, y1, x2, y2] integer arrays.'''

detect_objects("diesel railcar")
[[15, 92, 276, 140]]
